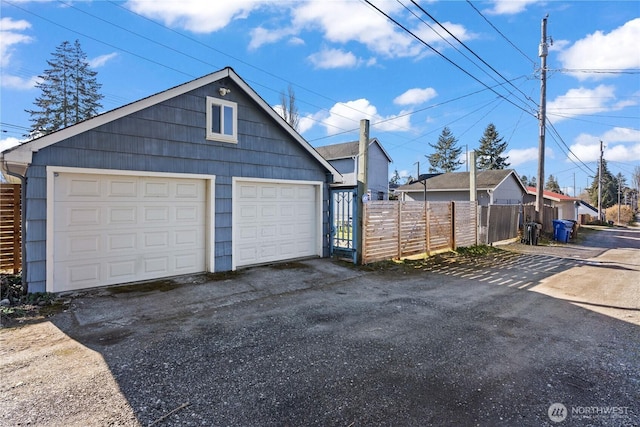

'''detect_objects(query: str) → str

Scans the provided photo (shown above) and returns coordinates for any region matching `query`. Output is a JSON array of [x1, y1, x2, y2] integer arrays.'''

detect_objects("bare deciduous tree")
[[280, 84, 299, 131]]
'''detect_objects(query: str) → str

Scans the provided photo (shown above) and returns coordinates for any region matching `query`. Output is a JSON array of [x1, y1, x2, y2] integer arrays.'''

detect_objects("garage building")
[[1, 67, 340, 293]]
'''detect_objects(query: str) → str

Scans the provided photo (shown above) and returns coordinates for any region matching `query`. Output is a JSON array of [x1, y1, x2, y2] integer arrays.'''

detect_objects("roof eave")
[[2, 67, 343, 183]]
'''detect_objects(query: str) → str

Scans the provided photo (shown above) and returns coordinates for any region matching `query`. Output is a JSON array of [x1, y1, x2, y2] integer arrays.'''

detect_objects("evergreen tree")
[[587, 159, 618, 209], [545, 174, 562, 194], [477, 123, 509, 170], [426, 126, 463, 173], [27, 40, 103, 136], [520, 174, 530, 187]]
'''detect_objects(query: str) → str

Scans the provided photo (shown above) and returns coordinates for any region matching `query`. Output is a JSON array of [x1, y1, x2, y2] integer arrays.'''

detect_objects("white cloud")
[[601, 127, 640, 144], [569, 128, 640, 163], [546, 84, 630, 122], [291, 0, 421, 58], [558, 18, 640, 81], [506, 147, 538, 167], [249, 26, 297, 50], [0, 137, 23, 153], [298, 112, 321, 134], [247, 1, 475, 59], [89, 52, 118, 68], [0, 17, 33, 67], [308, 47, 356, 69], [485, 0, 538, 15], [394, 87, 437, 106], [413, 21, 477, 50], [1, 74, 40, 90], [320, 98, 411, 135], [272, 105, 320, 135], [125, 0, 267, 33], [288, 36, 305, 46]]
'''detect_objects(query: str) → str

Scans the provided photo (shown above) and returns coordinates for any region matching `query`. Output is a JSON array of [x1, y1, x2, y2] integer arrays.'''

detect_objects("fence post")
[[486, 204, 492, 245], [426, 201, 431, 255], [12, 186, 20, 273], [450, 201, 456, 250], [397, 202, 402, 259]]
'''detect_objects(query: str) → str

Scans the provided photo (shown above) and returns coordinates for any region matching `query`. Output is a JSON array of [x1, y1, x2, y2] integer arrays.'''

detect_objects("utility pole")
[[617, 176, 621, 225], [598, 140, 603, 222], [535, 15, 549, 227], [356, 119, 369, 265]]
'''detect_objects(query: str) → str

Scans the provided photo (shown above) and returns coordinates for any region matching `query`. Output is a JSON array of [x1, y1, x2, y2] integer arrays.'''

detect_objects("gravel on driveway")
[[1, 226, 639, 426]]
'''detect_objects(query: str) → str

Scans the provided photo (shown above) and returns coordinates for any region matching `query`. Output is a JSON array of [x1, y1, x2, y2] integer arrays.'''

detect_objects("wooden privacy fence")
[[362, 201, 477, 264], [479, 205, 520, 245], [522, 204, 558, 235], [1, 184, 21, 273]]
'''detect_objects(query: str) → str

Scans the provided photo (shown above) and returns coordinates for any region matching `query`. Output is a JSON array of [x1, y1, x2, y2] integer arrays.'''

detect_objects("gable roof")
[[315, 138, 392, 163], [526, 186, 579, 202], [1, 67, 341, 182], [397, 170, 524, 192], [578, 200, 598, 213]]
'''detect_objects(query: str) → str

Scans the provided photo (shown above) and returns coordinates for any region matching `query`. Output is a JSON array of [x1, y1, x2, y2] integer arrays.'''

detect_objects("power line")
[[4, 0, 195, 78], [407, 0, 538, 112], [552, 68, 640, 76], [465, 0, 537, 66], [545, 117, 595, 175], [361, 0, 536, 119]]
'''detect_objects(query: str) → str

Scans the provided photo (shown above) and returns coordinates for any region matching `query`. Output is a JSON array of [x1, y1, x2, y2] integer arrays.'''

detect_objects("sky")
[[1, 0, 639, 196]]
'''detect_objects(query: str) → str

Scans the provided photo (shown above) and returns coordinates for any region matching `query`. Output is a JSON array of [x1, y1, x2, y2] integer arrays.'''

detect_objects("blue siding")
[[23, 78, 331, 292], [367, 143, 390, 200]]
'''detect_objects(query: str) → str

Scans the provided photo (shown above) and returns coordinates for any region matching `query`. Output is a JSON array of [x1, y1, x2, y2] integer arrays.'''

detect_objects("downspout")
[[1, 159, 28, 293]]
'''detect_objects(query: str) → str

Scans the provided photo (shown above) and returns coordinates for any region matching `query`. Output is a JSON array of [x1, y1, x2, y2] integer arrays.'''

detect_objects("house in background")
[[1, 67, 341, 293], [395, 170, 526, 206], [575, 200, 600, 223], [524, 187, 580, 220], [315, 138, 392, 200]]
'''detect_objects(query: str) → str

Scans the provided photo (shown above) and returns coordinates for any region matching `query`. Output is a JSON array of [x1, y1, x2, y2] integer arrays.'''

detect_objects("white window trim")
[[206, 96, 237, 143]]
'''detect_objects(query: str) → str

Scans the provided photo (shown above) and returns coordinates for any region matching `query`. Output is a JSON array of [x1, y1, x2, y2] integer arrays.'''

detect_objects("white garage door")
[[52, 172, 206, 292], [234, 180, 320, 268]]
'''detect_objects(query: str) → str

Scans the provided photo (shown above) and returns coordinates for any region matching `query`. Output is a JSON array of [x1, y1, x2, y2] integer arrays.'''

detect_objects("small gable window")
[[206, 96, 237, 143]]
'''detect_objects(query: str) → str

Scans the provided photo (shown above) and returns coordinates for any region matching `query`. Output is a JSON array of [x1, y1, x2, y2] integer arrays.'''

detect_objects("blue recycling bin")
[[553, 220, 570, 243]]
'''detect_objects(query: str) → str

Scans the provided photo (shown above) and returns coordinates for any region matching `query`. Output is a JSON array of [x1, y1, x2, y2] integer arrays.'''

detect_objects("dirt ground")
[[1, 225, 639, 426]]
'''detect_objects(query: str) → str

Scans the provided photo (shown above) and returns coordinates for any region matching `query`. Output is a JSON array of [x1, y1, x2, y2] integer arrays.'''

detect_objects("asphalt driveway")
[[1, 226, 639, 426]]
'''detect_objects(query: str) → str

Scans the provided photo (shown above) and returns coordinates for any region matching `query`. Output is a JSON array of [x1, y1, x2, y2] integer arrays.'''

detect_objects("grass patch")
[[454, 245, 502, 257]]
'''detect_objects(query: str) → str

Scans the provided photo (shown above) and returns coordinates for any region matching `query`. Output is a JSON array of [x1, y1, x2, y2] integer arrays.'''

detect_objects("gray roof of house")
[[397, 169, 519, 192], [315, 138, 392, 162]]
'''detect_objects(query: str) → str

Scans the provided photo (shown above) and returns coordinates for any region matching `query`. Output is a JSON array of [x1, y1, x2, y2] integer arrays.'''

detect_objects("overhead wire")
[[70, 0, 538, 147], [545, 117, 595, 175], [8, 0, 356, 136], [406, 0, 538, 113], [361, 0, 536, 119], [465, 0, 537, 66]]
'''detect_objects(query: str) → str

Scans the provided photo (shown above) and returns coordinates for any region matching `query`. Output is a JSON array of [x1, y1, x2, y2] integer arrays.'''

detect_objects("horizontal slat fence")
[[362, 201, 477, 264], [0, 184, 21, 273]]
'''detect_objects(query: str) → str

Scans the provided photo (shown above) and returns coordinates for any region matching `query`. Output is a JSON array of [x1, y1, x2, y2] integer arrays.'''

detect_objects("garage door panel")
[[234, 180, 319, 268], [53, 172, 207, 292], [108, 179, 137, 197], [143, 231, 169, 249], [108, 233, 137, 251], [260, 186, 277, 198], [108, 260, 136, 278], [108, 207, 137, 224], [143, 181, 170, 198]]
